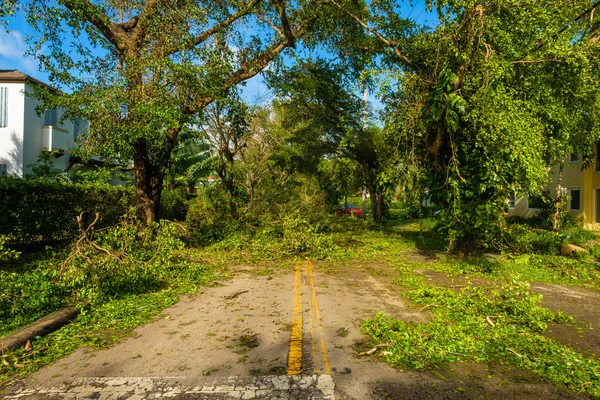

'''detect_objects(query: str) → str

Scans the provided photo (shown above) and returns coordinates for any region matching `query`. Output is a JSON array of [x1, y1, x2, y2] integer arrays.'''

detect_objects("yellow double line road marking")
[[287, 260, 330, 376], [287, 263, 304, 375]]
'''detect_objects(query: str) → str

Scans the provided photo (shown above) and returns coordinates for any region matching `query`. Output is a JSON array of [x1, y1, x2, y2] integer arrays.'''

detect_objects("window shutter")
[[0, 87, 7, 127]]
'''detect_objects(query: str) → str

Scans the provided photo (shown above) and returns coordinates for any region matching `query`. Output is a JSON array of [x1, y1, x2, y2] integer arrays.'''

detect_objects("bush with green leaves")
[[0, 264, 68, 337], [185, 184, 242, 244], [160, 190, 189, 221], [0, 176, 133, 247], [0, 235, 20, 262]]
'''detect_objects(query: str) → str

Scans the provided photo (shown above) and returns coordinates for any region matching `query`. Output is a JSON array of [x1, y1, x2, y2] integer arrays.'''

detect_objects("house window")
[[44, 108, 58, 126], [570, 189, 581, 211], [596, 143, 600, 171], [570, 153, 581, 163], [0, 87, 7, 127], [508, 193, 516, 209], [528, 190, 551, 209], [0, 164, 7, 175]]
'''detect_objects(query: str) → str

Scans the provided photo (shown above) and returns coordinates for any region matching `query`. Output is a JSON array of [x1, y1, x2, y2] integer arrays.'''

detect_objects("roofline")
[[0, 71, 55, 91]]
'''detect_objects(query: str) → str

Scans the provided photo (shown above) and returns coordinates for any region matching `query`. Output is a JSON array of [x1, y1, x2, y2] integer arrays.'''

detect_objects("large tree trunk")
[[364, 166, 385, 223], [133, 156, 163, 224], [133, 140, 165, 224]]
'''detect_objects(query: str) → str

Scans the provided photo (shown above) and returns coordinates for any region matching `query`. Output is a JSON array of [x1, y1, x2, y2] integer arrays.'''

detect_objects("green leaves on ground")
[[363, 268, 600, 397]]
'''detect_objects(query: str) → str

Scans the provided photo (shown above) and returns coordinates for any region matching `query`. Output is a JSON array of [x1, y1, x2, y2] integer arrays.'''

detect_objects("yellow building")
[[509, 152, 600, 230]]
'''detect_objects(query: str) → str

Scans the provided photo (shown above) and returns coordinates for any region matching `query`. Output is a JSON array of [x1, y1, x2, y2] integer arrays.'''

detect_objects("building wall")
[[0, 82, 26, 176], [22, 83, 76, 175], [509, 152, 600, 230]]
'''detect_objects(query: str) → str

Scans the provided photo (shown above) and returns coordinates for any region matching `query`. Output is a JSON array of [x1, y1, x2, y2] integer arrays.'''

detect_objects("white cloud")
[[0, 29, 40, 76]]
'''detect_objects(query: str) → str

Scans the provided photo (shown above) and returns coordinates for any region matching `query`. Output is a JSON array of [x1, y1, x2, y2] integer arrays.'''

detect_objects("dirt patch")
[[533, 283, 600, 359]]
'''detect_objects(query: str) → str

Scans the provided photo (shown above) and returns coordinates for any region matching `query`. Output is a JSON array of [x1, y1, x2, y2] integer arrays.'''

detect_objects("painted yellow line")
[[307, 282, 319, 374], [287, 262, 303, 375], [306, 260, 331, 375]]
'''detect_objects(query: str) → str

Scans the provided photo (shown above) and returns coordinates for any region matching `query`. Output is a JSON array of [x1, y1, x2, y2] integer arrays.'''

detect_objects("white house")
[[0, 70, 87, 177]]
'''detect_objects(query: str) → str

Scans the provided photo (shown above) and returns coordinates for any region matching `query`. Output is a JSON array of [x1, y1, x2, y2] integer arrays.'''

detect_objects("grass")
[[422, 254, 600, 291]]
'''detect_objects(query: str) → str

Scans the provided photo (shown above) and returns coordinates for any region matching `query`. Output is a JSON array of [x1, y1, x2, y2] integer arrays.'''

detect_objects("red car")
[[336, 204, 363, 217]]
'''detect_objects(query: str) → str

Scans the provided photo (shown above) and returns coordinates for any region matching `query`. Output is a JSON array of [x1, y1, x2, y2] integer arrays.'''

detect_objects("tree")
[[14, 0, 321, 223], [326, 0, 600, 250], [201, 95, 251, 212], [269, 60, 398, 221]]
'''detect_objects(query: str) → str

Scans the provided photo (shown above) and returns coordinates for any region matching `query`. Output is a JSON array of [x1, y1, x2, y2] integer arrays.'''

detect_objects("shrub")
[[0, 176, 133, 247], [387, 208, 408, 220], [0, 235, 20, 262], [185, 185, 241, 244], [160, 190, 189, 221], [0, 265, 67, 336], [498, 225, 562, 255], [279, 213, 334, 257]]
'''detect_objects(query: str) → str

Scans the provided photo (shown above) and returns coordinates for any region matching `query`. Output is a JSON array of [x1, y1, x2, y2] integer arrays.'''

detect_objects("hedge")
[[0, 177, 133, 247]]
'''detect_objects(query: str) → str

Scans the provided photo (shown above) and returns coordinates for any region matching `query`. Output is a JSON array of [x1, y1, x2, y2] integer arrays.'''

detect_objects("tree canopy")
[[5, 0, 600, 250]]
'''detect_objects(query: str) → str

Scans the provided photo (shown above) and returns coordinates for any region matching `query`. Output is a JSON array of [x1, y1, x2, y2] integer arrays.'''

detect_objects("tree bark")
[[133, 148, 164, 224]]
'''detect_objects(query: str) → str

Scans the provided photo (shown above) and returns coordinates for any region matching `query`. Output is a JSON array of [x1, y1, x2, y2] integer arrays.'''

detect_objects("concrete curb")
[[0, 307, 78, 353]]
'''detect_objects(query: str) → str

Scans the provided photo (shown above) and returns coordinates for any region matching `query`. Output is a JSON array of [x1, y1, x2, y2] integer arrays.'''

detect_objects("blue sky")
[[0, 1, 436, 104]]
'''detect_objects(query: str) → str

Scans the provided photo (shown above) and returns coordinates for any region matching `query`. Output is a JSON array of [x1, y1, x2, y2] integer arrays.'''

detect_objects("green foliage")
[[0, 176, 133, 247], [59, 215, 186, 305], [527, 255, 600, 284], [160, 190, 189, 221], [497, 223, 597, 255], [269, 59, 398, 222], [208, 214, 336, 262], [17, 0, 318, 223], [362, 272, 600, 397], [0, 264, 67, 337], [0, 217, 218, 339], [0, 236, 20, 263], [498, 225, 562, 255], [186, 185, 241, 244]]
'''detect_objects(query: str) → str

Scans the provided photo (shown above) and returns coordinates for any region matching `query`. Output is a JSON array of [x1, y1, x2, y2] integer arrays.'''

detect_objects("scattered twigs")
[[448, 351, 470, 357], [506, 348, 523, 358], [224, 290, 249, 300], [358, 343, 390, 356], [341, 321, 356, 333]]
